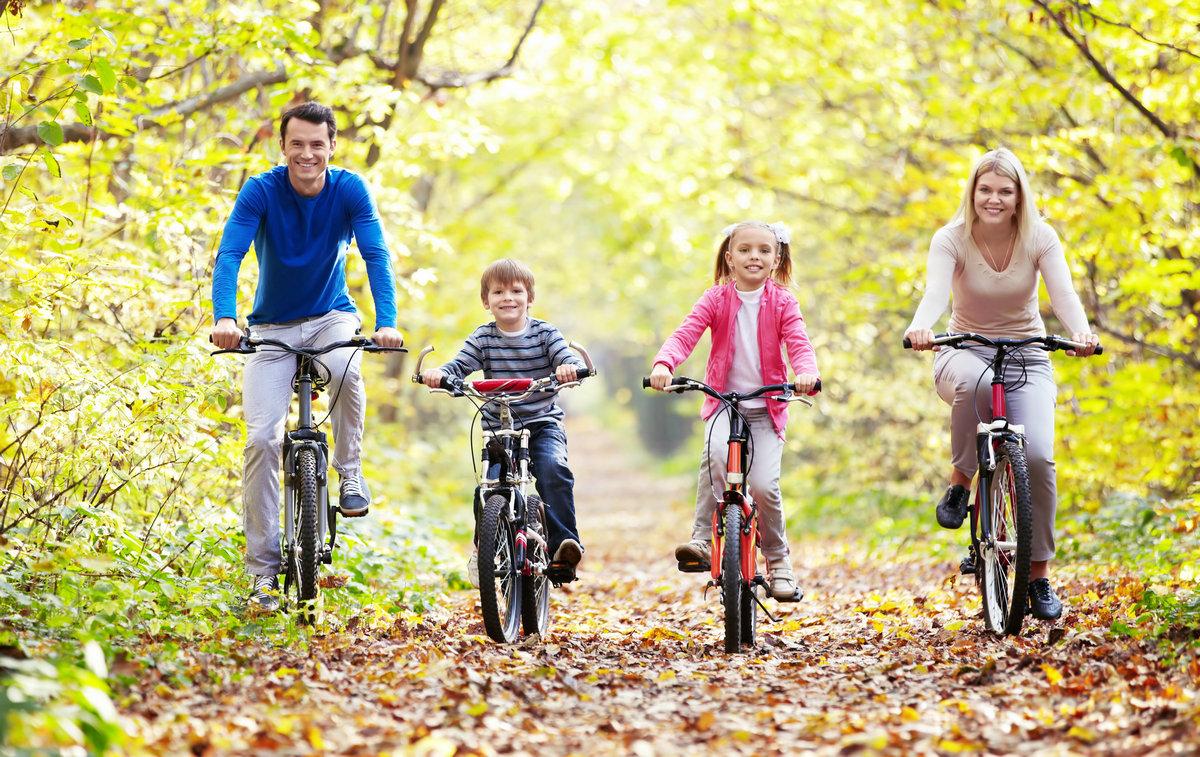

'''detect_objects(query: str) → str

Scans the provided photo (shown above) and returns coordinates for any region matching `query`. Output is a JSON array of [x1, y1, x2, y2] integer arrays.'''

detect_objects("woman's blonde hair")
[[713, 221, 793, 287], [952, 147, 1043, 259]]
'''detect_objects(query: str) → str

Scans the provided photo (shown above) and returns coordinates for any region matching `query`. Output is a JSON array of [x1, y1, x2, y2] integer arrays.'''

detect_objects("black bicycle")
[[642, 376, 820, 652], [904, 332, 1101, 635], [412, 344, 594, 643], [213, 332, 405, 622]]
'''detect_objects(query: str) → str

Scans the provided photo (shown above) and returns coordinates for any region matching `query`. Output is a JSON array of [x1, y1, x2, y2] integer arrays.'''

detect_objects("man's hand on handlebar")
[[1067, 331, 1100, 358], [647, 363, 673, 391], [211, 318, 244, 351], [903, 328, 938, 352], [372, 326, 404, 350]]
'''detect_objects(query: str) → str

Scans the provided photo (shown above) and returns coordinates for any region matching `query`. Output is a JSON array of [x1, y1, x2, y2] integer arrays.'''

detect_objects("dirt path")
[[125, 419, 1199, 755]]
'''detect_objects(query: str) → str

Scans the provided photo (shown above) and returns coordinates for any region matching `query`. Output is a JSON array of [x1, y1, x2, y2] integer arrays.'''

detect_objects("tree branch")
[[1032, 0, 1199, 178], [414, 0, 545, 90], [1073, 2, 1200, 62], [733, 172, 899, 218]]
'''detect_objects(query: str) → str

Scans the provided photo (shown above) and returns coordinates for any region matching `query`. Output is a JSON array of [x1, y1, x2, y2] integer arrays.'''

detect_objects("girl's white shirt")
[[728, 284, 767, 409]]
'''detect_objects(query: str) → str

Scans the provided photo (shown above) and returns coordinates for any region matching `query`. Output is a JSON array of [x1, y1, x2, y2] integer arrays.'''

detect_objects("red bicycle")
[[643, 376, 820, 652]]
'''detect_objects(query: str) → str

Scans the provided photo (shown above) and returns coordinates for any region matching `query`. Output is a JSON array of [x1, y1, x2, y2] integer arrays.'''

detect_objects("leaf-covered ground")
[[120, 428, 1200, 755]]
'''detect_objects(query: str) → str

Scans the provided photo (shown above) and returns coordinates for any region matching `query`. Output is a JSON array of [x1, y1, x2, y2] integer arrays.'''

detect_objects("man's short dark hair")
[[280, 102, 337, 142]]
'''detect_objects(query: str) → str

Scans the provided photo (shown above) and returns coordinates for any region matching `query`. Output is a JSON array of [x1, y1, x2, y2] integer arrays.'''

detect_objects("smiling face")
[[973, 170, 1019, 229], [484, 278, 531, 330], [281, 118, 334, 196], [724, 226, 779, 291]]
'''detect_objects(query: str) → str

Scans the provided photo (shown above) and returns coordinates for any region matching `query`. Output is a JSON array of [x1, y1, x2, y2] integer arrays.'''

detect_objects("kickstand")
[[753, 590, 777, 623]]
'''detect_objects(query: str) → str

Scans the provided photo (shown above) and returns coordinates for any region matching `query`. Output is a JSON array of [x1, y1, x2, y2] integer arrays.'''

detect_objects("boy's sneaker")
[[249, 575, 281, 613], [675, 540, 711, 571], [338, 474, 370, 517], [767, 559, 802, 601], [466, 549, 480, 589], [935, 484, 969, 529], [552, 539, 584, 569], [1028, 577, 1064, 620]]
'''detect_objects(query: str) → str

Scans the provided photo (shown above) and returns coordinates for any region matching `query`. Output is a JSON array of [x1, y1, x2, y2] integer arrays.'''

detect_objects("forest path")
[[123, 418, 1197, 755]]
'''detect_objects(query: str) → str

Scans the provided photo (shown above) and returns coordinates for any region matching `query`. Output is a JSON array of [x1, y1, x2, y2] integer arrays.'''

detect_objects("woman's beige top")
[[907, 221, 1090, 338]]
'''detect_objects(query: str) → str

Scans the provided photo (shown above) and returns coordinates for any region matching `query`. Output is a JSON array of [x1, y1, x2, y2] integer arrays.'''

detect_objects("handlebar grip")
[[903, 337, 912, 349], [813, 378, 822, 393], [642, 377, 652, 388], [1094, 345, 1104, 356], [574, 367, 595, 380]]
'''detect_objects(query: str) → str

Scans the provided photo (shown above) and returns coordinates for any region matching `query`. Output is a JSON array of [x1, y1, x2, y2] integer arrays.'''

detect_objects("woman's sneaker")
[[935, 484, 969, 529], [1028, 577, 1064, 620], [767, 559, 802, 601]]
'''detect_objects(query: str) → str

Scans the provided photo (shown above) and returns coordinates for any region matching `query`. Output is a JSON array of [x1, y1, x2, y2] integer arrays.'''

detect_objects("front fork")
[[970, 425, 1025, 574], [281, 436, 333, 579]]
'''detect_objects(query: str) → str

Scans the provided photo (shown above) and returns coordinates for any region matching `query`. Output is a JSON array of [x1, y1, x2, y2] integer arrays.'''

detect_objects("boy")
[[421, 259, 586, 585]]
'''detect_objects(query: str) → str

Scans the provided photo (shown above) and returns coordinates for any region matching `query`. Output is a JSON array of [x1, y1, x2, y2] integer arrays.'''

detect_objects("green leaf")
[[1169, 145, 1193, 169], [41, 151, 61, 179], [94, 59, 117, 94], [73, 101, 93, 126], [68, 38, 91, 50], [37, 121, 64, 147], [2, 164, 20, 181], [80, 75, 103, 95]]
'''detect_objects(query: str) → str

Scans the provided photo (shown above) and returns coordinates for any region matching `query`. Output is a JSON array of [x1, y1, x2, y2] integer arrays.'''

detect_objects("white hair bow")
[[769, 222, 790, 246]]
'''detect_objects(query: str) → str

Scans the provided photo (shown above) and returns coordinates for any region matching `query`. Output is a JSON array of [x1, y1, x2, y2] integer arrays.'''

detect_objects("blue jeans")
[[527, 421, 580, 554]]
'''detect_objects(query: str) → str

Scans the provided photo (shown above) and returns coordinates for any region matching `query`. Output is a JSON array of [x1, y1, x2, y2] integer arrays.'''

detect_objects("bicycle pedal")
[[677, 560, 710, 574], [545, 565, 577, 585], [774, 588, 804, 603], [959, 557, 977, 575]]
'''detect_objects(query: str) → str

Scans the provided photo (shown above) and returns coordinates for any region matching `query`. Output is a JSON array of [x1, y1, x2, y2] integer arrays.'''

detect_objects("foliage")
[[1, 0, 1197, 751]]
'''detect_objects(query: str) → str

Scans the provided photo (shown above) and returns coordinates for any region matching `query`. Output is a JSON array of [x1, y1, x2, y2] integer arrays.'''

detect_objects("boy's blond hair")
[[480, 258, 536, 304]]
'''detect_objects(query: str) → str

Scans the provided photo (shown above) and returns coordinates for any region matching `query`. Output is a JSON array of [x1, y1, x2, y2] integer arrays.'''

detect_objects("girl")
[[648, 221, 819, 600], [904, 147, 1098, 621]]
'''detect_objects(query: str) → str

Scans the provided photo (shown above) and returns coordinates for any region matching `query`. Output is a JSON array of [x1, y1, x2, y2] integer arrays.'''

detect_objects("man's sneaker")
[[674, 540, 711, 570], [338, 474, 370, 517], [1028, 577, 1064, 620], [466, 549, 480, 589], [249, 575, 281, 613], [552, 539, 583, 569], [936, 484, 970, 529]]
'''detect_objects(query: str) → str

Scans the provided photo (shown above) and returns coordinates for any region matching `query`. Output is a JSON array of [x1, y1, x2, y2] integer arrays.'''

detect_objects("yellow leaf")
[[642, 626, 686, 642], [1067, 726, 1096, 743], [657, 670, 676, 683], [1042, 664, 1064, 686], [307, 725, 324, 750], [901, 706, 920, 722], [696, 712, 715, 731], [944, 619, 965, 631], [465, 701, 488, 717], [275, 715, 296, 735]]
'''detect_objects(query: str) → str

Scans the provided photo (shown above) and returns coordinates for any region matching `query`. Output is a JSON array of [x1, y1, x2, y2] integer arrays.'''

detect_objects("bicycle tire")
[[980, 439, 1033, 636], [479, 493, 522, 643], [740, 576, 757, 648], [521, 495, 551, 637], [721, 505, 743, 653], [295, 447, 320, 624]]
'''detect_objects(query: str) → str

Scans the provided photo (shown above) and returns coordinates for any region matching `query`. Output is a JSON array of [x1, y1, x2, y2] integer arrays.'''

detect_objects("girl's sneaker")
[[674, 540, 711, 572], [767, 560, 802, 601]]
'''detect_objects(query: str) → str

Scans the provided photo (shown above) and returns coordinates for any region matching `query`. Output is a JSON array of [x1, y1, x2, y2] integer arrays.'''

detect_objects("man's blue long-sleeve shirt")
[[211, 166, 397, 328]]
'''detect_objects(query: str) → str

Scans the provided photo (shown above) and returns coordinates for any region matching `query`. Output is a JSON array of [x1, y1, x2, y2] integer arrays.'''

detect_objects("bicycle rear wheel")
[[479, 493, 522, 643], [740, 578, 757, 648], [521, 495, 551, 637], [294, 447, 320, 624], [980, 439, 1033, 635], [721, 505, 743, 653]]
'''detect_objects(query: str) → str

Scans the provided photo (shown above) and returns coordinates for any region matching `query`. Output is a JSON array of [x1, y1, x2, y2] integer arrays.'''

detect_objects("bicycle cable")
[[312, 346, 363, 429]]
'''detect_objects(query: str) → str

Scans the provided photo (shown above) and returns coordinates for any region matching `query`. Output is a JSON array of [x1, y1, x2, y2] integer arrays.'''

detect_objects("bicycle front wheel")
[[521, 495, 551, 637], [294, 447, 320, 624], [721, 505, 743, 653], [980, 439, 1033, 636], [479, 493, 522, 643]]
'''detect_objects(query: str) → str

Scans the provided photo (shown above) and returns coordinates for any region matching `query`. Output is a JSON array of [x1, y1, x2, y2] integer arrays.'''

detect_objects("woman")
[[904, 147, 1099, 620]]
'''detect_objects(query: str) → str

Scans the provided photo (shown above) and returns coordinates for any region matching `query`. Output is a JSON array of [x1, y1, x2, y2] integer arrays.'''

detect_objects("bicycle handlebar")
[[902, 332, 1102, 355], [410, 342, 596, 399], [641, 375, 822, 400], [210, 334, 408, 357]]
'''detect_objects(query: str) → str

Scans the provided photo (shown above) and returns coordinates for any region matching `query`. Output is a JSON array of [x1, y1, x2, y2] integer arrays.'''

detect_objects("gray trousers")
[[242, 310, 364, 576], [933, 345, 1057, 561], [691, 407, 790, 564]]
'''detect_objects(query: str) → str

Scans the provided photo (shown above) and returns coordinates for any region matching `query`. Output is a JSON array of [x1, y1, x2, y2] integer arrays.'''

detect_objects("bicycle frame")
[[710, 409, 758, 585]]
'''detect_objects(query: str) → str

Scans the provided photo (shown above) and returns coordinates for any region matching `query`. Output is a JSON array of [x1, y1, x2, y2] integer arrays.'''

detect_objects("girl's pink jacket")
[[653, 280, 819, 437]]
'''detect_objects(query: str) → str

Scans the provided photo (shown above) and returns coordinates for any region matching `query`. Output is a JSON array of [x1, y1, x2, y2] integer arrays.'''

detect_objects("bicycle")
[[411, 344, 595, 644], [212, 332, 406, 623], [903, 332, 1101, 635], [642, 376, 821, 652]]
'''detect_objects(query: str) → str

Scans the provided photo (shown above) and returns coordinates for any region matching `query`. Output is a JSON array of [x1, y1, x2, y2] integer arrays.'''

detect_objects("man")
[[210, 101, 403, 612]]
